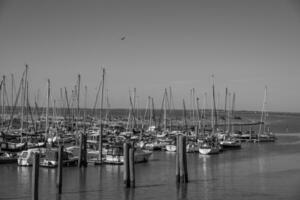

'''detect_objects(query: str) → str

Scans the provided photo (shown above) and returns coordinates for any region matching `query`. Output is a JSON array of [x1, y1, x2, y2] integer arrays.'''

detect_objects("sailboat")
[[257, 86, 276, 142], [199, 75, 220, 155], [219, 92, 241, 149]]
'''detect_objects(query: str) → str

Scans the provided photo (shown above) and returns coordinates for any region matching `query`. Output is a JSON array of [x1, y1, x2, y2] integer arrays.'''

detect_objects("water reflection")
[[79, 168, 87, 200], [176, 183, 187, 200], [200, 155, 209, 200], [17, 166, 30, 185], [124, 188, 135, 200]]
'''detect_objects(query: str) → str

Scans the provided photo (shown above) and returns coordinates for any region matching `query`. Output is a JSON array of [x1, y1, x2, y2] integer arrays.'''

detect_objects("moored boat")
[[104, 145, 152, 165], [0, 152, 18, 164]]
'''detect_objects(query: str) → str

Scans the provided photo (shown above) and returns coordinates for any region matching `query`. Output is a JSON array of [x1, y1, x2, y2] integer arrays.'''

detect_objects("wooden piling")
[[32, 153, 39, 200], [123, 143, 130, 187], [176, 135, 188, 184], [78, 133, 83, 167], [57, 145, 63, 194], [182, 136, 188, 183], [175, 135, 180, 183], [129, 147, 135, 188], [179, 135, 185, 183], [249, 127, 252, 142], [78, 133, 87, 167], [83, 133, 87, 166]]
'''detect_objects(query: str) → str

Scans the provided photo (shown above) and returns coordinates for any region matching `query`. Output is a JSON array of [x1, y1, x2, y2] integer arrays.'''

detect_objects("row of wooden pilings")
[[32, 134, 188, 199], [32, 133, 88, 200], [32, 145, 64, 200]]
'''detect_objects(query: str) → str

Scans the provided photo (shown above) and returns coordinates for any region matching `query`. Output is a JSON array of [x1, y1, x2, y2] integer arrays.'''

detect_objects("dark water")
[[1, 133, 300, 200]]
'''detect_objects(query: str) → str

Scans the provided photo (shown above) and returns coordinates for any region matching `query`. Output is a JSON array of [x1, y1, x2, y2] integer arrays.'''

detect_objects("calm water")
[[0, 133, 300, 200]]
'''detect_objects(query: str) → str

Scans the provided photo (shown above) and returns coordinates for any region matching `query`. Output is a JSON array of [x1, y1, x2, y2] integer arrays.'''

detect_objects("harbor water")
[[0, 133, 300, 200]]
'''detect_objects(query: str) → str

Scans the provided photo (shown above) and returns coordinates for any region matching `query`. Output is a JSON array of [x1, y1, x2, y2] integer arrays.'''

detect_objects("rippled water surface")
[[1, 133, 300, 200]]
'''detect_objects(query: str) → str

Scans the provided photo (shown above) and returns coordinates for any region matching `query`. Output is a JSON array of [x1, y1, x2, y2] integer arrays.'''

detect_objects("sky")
[[0, 0, 300, 112]]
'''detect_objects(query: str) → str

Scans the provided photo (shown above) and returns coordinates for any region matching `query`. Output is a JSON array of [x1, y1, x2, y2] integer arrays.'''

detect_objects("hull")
[[165, 145, 176, 152], [104, 150, 152, 165], [199, 145, 220, 155], [1, 142, 27, 152], [0, 158, 17, 164], [220, 140, 242, 150]]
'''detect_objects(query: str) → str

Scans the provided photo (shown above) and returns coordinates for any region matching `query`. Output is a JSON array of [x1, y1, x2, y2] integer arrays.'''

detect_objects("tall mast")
[[11, 74, 14, 115], [224, 87, 228, 132], [24, 66, 28, 131], [151, 97, 156, 128], [211, 75, 217, 133], [84, 86, 87, 123], [258, 86, 267, 139], [192, 88, 195, 127], [77, 74, 81, 119], [169, 87, 174, 131], [64, 87, 70, 124], [45, 79, 50, 139], [201, 92, 207, 134], [0, 78, 3, 128], [133, 88, 136, 128], [21, 66, 28, 135], [98, 67, 105, 162], [231, 92, 236, 134], [227, 92, 231, 134], [2, 76, 5, 128], [183, 99, 188, 133], [149, 96, 152, 127], [163, 89, 167, 131], [196, 97, 201, 139]]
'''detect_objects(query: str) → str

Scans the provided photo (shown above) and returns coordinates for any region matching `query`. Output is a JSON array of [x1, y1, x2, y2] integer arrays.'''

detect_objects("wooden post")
[[78, 132, 87, 167], [78, 132, 83, 167], [129, 146, 135, 188], [179, 135, 185, 183], [83, 133, 87, 166], [175, 134, 180, 183], [182, 136, 188, 183], [32, 153, 39, 200], [123, 143, 130, 187], [249, 127, 252, 142], [57, 146, 63, 194]]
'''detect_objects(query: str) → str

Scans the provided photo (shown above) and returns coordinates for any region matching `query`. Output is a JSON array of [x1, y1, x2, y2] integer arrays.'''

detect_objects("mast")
[[224, 87, 228, 132], [258, 86, 267, 140], [151, 97, 156, 128], [45, 79, 50, 139], [211, 75, 217, 134], [2, 76, 5, 128], [169, 87, 174, 131], [192, 88, 196, 128], [201, 92, 207, 134], [98, 67, 105, 162], [182, 99, 188, 133], [64, 87, 70, 125], [11, 74, 14, 116], [163, 89, 167, 131], [231, 92, 236, 134], [149, 96, 152, 127], [227, 92, 231, 134], [0, 78, 3, 128], [77, 74, 81, 118], [84, 86, 87, 124], [21, 65, 28, 136], [196, 97, 201, 139]]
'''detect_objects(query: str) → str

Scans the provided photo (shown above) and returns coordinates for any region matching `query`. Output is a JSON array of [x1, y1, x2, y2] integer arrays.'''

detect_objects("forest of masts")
[[0, 65, 251, 135]]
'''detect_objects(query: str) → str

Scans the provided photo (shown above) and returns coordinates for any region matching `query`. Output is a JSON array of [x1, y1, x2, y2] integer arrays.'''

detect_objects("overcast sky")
[[0, 0, 300, 112]]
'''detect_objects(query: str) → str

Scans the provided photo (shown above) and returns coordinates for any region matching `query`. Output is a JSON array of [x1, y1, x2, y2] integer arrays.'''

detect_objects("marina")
[[0, 132, 300, 200], [1, 1, 300, 199]]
